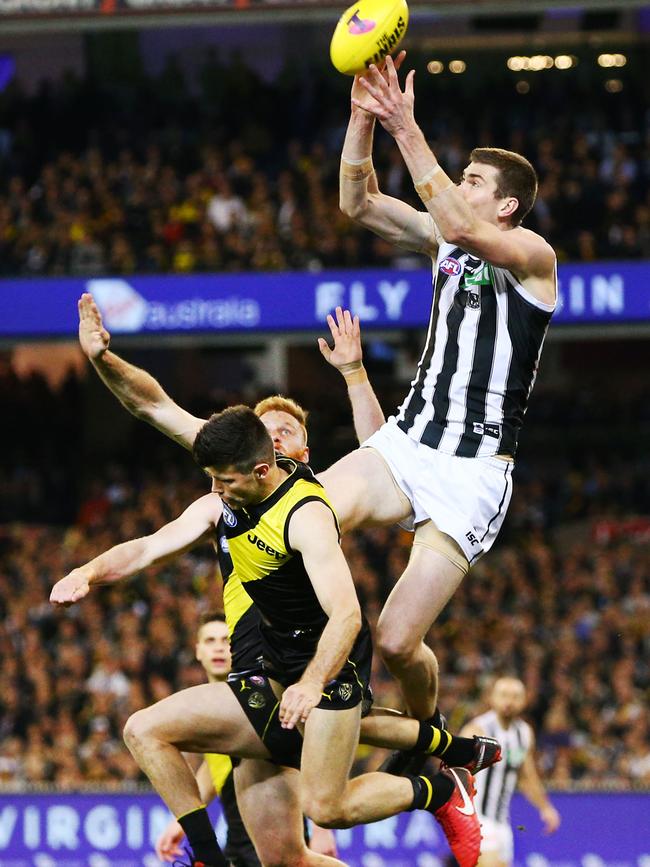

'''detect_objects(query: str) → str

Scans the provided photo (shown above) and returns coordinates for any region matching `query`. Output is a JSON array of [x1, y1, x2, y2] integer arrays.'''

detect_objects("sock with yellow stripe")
[[407, 772, 455, 812], [414, 722, 476, 766], [177, 806, 227, 866]]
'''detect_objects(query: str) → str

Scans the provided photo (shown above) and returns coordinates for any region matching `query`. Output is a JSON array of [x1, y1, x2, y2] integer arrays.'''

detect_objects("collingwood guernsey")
[[397, 240, 556, 458], [473, 710, 533, 824]]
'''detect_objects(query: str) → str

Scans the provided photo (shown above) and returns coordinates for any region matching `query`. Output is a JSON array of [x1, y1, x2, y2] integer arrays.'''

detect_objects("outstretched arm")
[[356, 57, 556, 296], [340, 52, 439, 257], [78, 293, 206, 450], [50, 494, 222, 606], [318, 306, 385, 444]]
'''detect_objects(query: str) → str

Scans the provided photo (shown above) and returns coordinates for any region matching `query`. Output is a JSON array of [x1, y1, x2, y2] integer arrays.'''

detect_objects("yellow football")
[[330, 0, 409, 76]]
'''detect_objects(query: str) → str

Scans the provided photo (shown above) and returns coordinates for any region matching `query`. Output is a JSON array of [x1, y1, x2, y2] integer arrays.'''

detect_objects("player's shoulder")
[[515, 226, 556, 267]]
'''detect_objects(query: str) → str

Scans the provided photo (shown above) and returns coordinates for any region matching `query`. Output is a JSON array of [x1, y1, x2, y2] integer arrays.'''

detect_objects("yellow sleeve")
[[203, 753, 233, 796]]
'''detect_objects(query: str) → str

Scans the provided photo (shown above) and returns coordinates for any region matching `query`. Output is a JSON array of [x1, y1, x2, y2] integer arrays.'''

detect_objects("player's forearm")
[[345, 376, 385, 444], [340, 110, 379, 217], [393, 124, 476, 242], [92, 351, 166, 421], [92, 351, 198, 451], [83, 537, 151, 587], [519, 770, 552, 811], [301, 608, 361, 689]]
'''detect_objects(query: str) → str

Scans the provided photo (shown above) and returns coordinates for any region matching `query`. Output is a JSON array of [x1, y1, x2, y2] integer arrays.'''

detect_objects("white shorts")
[[478, 815, 514, 863], [362, 419, 514, 563]]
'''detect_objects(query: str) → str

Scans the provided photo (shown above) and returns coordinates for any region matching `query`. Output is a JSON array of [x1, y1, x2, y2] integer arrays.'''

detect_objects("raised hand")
[[78, 292, 110, 360], [354, 54, 416, 138], [351, 50, 406, 116], [318, 306, 363, 372]]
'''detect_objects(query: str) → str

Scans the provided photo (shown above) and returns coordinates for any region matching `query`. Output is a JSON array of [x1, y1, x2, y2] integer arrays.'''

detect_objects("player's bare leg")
[[300, 705, 416, 827], [316, 448, 412, 533], [376, 524, 467, 720], [234, 759, 345, 866], [123, 682, 271, 817]]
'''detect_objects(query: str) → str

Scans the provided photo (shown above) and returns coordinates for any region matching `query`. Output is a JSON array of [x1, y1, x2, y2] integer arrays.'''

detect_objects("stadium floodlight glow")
[[554, 55, 574, 70], [507, 56, 525, 71], [449, 60, 466, 73], [599, 53, 627, 68], [605, 78, 623, 92], [529, 55, 553, 71], [427, 60, 444, 74]]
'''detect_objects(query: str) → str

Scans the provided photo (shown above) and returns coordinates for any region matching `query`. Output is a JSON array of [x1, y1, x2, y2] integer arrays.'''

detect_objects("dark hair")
[[199, 610, 226, 627], [193, 405, 274, 472], [470, 147, 538, 226]]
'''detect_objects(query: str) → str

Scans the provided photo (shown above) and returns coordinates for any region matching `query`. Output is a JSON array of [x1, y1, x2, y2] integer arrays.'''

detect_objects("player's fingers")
[[358, 76, 383, 102], [352, 314, 360, 336], [386, 54, 399, 87], [405, 69, 416, 97], [326, 313, 339, 336], [317, 338, 331, 360], [335, 306, 345, 330], [343, 308, 353, 333], [393, 50, 406, 72]]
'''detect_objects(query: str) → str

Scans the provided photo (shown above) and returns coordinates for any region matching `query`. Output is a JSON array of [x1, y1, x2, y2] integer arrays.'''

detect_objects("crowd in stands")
[[0, 48, 648, 278], [0, 365, 648, 789]]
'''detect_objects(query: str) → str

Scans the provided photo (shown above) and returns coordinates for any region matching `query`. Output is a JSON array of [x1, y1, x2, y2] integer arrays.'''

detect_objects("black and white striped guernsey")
[[473, 710, 533, 824], [397, 239, 555, 458]]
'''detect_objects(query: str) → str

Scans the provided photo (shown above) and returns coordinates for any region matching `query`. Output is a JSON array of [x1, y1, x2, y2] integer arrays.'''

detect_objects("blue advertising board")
[[0, 262, 648, 338], [0, 792, 648, 866]]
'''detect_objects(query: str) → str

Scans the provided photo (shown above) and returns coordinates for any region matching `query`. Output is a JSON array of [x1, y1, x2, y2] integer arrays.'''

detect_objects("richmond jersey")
[[473, 710, 533, 824], [216, 456, 371, 686], [396, 238, 555, 458]]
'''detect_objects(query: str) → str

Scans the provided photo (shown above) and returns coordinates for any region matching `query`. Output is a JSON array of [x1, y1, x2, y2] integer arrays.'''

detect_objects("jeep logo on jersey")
[[440, 257, 463, 276], [247, 533, 287, 560], [222, 504, 237, 527]]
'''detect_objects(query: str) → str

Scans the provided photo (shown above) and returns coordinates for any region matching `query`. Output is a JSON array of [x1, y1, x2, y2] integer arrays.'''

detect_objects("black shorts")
[[261, 619, 374, 715], [227, 671, 302, 770]]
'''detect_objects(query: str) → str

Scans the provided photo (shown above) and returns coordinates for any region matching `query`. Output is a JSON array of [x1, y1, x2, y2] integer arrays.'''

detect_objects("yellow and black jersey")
[[216, 456, 371, 686], [214, 526, 262, 674], [204, 754, 260, 867]]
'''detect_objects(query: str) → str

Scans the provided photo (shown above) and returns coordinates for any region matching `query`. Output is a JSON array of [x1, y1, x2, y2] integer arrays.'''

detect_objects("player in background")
[[460, 677, 561, 867], [155, 611, 336, 864]]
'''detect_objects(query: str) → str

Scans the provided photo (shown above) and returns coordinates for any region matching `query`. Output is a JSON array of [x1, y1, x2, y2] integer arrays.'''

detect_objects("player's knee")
[[376, 622, 419, 669], [123, 708, 156, 752], [302, 796, 355, 830]]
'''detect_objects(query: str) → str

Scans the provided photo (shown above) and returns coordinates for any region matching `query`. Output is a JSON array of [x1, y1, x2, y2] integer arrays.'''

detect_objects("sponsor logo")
[[466, 291, 481, 310], [222, 504, 237, 528], [338, 683, 353, 702], [465, 531, 479, 547], [363, 15, 407, 68], [87, 279, 148, 333], [447, 768, 476, 816], [247, 691, 267, 710], [347, 9, 375, 35], [250, 675, 266, 687], [472, 422, 501, 439], [440, 257, 463, 277], [219, 535, 230, 553], [247, 533, 286, 560]]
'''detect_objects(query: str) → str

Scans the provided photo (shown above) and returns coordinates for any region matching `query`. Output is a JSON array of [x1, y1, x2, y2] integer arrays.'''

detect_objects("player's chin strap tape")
[[340, 156, 375, 182], [414, 164, 455, 205]]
